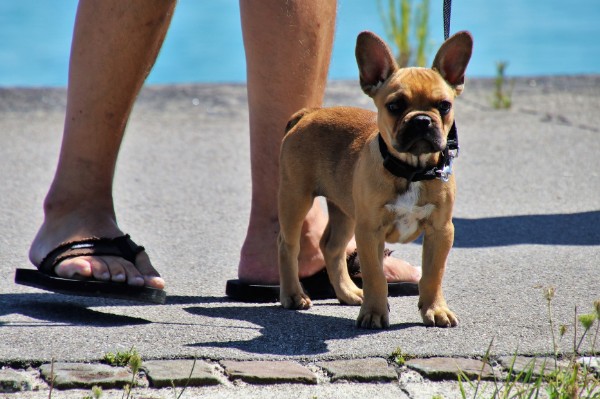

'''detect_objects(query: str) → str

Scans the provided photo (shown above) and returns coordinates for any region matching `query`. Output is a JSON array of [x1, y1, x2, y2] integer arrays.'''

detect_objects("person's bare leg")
[[238, 0, 334, 284], [29, 0, 176, 288], [238, 0, 421, 285]]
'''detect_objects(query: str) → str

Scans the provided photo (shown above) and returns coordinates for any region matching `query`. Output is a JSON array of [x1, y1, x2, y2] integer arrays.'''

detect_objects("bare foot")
[[29, 205, 164, 289], [238, 201, 421, 285]]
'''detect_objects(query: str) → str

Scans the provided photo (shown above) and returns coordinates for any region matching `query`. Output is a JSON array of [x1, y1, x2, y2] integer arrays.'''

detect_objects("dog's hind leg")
[[320, 201, 363, 305], [278, 186, 314, 310]]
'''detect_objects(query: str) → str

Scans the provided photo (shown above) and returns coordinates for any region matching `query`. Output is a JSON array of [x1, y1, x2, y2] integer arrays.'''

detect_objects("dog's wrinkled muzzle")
[[397, 115, 445, 155]]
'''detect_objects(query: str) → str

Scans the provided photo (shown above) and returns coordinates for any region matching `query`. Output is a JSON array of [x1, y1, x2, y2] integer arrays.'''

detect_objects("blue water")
[[0, 0, 598, 87]]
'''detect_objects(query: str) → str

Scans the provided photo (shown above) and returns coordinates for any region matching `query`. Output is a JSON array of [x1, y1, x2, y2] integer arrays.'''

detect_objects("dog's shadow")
[[186, 304, 420, 356], [452, 210, 600, 247]]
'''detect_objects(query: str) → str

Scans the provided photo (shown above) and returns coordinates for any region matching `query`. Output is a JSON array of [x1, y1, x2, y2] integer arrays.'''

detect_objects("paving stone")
[[316, 358, 397, 382], [498, 356, 568, 377], [406, 357, 495, 381], [221, 360, 317, 385], [143, 359, 222, 387], [0, 369, 32, 393], [39, 362, 133, 390], [578, 356, 600, 375]]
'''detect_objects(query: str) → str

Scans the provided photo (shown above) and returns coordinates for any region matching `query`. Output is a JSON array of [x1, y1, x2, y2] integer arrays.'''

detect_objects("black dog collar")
[[378, 122, 459, 183]]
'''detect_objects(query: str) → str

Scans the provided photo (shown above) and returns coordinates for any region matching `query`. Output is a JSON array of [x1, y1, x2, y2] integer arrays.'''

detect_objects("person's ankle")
[[43, 190, 115, 221]]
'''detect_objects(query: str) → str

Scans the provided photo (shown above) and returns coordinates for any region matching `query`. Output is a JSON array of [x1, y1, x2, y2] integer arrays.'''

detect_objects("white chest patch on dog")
[[385, 182, 435, 242]]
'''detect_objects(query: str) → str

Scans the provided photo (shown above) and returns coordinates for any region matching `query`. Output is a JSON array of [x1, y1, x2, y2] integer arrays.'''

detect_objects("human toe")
[[107, 256, 145, 286], [54, 257, 95, 280], [382, 257, 421, 283], [134, 252, 164, 289], [143, 275, 165, 290]]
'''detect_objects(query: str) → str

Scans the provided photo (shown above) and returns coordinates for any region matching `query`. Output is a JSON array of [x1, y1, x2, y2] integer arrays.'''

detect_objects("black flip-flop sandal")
[[225, 250, 418, 303], [15, 235, 166, 304]]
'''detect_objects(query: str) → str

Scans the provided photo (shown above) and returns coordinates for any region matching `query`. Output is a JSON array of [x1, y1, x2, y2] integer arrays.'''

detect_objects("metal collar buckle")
[[435, 122, 459, 182]]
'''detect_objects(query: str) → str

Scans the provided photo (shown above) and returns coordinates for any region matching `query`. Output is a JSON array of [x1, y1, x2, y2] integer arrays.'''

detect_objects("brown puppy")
[[278, 31, 473, 329]]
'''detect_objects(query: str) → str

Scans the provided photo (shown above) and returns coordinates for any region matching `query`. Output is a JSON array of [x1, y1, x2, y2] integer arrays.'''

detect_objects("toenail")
[[101, 272, 111, 281], [113, 273, 126, 282], [132, 276, 145, 286]]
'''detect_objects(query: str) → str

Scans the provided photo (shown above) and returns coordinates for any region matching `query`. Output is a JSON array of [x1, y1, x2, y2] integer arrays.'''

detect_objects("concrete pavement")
[[0, 76, 599, 397]]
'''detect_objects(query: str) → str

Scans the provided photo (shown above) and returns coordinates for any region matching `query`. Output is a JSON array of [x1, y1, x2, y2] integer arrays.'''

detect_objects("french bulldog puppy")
[[278, 31, 473, 329]]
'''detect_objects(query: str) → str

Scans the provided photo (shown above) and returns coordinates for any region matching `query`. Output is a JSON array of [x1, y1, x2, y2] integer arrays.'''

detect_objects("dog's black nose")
[[410, 115, 432, 129]]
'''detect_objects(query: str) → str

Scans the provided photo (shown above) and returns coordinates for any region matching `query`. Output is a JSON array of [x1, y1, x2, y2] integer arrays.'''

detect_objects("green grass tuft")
[[391, 347, 406, 366], [102, 346, 139, 367], [378, 0, 431, 68], [454, 290, 600, 398], [491, 61, 513, 109]]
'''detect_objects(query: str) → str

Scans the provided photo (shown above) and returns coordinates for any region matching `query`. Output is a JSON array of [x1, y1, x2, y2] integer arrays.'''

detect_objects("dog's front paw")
[[356, 304, 390, 329], [420, 304, 458, 327], [280, 292, 312, 310]]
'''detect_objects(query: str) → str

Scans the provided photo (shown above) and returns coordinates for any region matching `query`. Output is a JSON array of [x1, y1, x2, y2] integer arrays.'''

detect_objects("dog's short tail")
[[285, 108, 319, 133]]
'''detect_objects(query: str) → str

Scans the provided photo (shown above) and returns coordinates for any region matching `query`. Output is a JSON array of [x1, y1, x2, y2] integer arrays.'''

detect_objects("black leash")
[[443, 0, 452, 40]]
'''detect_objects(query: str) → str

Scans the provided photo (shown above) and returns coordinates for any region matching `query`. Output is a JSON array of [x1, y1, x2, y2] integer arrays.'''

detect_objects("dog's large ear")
[[356, 31, 398, 97], [431, 31, 473, 95]]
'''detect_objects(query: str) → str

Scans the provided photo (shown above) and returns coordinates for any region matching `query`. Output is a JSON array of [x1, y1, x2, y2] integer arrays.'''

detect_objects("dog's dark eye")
[[386, 100, 406, 115], [438, 101, 452, 116]]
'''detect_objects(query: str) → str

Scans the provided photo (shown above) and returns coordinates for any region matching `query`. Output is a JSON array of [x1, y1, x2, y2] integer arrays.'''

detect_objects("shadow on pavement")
[[0, 294, 151, 326], [0, 294, 230, 327], [185, 304, 421, 356], [453, 210, 600, 247]]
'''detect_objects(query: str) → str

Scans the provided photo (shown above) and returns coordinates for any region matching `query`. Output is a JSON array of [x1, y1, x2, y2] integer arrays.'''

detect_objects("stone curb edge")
[[1, 355, 598, 393]]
